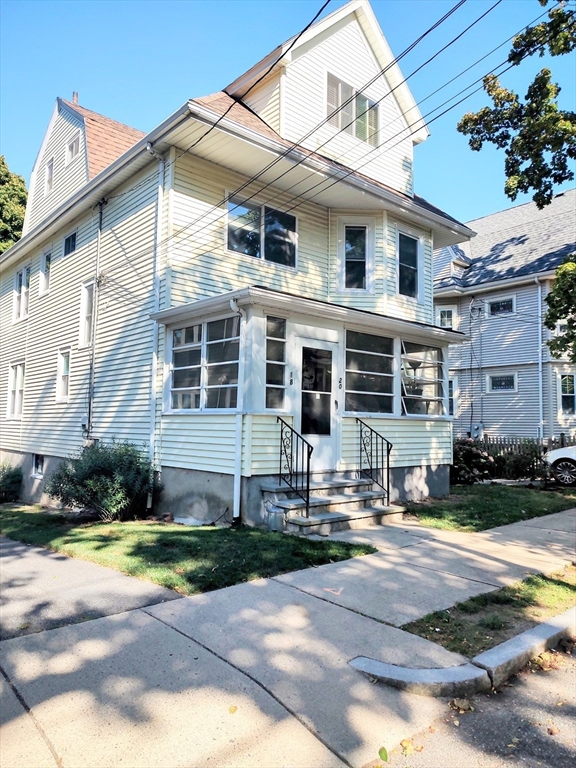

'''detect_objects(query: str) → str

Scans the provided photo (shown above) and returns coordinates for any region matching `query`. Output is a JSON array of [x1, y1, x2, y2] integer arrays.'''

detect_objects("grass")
[[0, 504, 375, 595], [402, 565, 576, 657], [405, 484, 576, 532]]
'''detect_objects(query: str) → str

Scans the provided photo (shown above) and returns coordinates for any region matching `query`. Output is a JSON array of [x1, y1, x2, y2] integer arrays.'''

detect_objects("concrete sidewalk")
[[1, 510, 574, 768]]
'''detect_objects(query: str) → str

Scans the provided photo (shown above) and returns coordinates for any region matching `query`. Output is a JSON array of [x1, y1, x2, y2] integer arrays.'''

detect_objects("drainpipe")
[[230, 297, 247, 522], [535, 277, 544, 440], [87, 198, 107, 440], [147, 143, 165, 472]]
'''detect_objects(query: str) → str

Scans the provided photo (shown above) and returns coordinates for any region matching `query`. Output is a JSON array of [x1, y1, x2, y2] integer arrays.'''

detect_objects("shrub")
[[451, 439, 494, 484], [0, 463, 22, 502], [45, 441, 161, 521]]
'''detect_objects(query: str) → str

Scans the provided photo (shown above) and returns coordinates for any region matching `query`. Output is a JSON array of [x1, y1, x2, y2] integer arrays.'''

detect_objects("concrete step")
[[285, 505, 405, 535], [261, 477, 375, 500], [273, 490, 387, 516]]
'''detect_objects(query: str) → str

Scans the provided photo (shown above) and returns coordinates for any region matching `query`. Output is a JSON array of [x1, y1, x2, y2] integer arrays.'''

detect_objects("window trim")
[[56, 348, 71, 403], [7, 361, 25, 420], [326, 72, 379, 147], [79, 281, 95, 348], [66, 133, 81, 166], [558, 372, 576, 418], [45, 157, 54, 195], [336, 216, 376, 294], [486, 373, 518, 393], [264, 315, 288, 412], [39, 247, 52, 296], [448, 376, 458, 418], [13, 264, 31, 322], [435, 304, 458, 330], [225, 193, 299, 272], [396, 225, 424, 303], [63, 229, 78, 258], [485, 295, 516, 318]]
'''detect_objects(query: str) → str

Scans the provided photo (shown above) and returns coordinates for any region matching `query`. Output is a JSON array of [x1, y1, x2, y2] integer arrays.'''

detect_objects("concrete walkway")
[[1, 510, 574, 768]]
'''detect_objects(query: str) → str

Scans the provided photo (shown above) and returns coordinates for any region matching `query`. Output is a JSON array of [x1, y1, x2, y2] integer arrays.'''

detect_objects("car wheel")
[[552, 458, 576, 486]]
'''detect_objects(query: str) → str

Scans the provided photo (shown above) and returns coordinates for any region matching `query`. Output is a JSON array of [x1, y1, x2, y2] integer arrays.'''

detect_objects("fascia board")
[[1, 103, 191, 269], [22, 102, 61, 235], [186, 101, 472, 242], [151, 285, 468, 344], [224, 46, 287, 97], [434, 270, 557, 297]]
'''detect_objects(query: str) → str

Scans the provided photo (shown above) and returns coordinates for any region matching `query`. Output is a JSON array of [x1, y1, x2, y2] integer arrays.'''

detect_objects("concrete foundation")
[[390, 464, 449, 502], [156, 466, 234, 523], [0, 450, 64, 506]]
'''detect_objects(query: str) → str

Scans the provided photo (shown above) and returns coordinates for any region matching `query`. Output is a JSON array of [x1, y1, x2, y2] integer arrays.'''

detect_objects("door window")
[[301, 347, 332, 435]]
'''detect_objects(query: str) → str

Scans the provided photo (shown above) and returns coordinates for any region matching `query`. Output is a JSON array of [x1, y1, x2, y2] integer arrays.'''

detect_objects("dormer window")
[[66, 134, 80, 164], [327, 74, 378, 147], [45, 158, 54, 194]]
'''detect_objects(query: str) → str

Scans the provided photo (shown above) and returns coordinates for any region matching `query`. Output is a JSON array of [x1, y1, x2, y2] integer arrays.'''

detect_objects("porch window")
[[227, 198, 297, 268], [560, 374, 575, 414], [401, 341, 444, 415], [171, 315, 240, 410], [265, 316, 286, 409], [398, 232, 419, 299], [345, 330, 394, 413]]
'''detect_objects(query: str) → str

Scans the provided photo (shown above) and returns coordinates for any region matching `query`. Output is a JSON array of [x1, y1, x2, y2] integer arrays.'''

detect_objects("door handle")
[[334, 399, 339, 410]]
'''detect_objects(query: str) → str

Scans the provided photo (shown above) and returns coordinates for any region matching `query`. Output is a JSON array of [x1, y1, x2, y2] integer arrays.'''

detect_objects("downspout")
[[87, 198, 107, 440], [230, 297, 247, 522], [147, 142, 165, 474], [535, 277, 544, 440]]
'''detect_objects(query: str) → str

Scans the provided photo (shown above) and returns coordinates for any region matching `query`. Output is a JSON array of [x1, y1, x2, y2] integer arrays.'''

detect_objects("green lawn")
[[403, 565, 576, 657], [0, 504, 374, 595], [405, 484, 576, 532]]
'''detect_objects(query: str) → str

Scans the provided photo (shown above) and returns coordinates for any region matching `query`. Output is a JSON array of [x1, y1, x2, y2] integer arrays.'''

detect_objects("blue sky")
[[1, 0, 575, 222]]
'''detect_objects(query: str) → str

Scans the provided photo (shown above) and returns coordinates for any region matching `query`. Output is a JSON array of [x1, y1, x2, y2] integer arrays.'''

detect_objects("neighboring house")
[[1, 0, 474, 527], [434, 189, 576, 442]]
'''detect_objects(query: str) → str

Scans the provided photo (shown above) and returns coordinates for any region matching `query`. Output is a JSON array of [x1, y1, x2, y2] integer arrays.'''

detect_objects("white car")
[[545, 446, 576, 486]]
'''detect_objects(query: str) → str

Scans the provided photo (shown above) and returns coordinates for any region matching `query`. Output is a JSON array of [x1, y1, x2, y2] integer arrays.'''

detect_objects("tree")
[[457, 0, 576, 209], [544, 255, 576, 362], [0, 155, 27, 254]]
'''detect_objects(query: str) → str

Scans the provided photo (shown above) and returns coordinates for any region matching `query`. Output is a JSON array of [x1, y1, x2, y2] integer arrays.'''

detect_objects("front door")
[[296, 340, 339, 471]]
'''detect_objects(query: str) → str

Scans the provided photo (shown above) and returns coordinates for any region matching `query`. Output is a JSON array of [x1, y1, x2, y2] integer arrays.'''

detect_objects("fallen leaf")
[[400, 739, 414, 757], [415, 745, 424, 753], [229, 706, 238, 714], [453, 719, 460, 727], [378, 746, 388, 763], [547, 727, 560, 736], [556, 701, 564, 706]]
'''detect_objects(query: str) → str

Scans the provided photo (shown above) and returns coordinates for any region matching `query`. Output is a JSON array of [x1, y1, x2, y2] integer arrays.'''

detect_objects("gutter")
[[435, 270, 558, 298]]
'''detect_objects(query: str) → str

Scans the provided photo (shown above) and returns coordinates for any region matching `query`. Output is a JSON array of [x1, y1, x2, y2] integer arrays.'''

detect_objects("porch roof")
[[151, 286, 468, 344]]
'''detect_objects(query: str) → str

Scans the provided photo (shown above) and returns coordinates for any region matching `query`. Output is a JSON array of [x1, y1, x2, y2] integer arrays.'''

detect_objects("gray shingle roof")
[[434, 189, 576, 290]]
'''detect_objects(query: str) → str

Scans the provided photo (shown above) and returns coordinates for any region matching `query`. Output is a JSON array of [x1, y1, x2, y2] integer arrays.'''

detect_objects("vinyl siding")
[[25, 106, 88, 233], [243, 74, 282, 133], [282, 16, 413, 195], [161, 413, 237, 472]]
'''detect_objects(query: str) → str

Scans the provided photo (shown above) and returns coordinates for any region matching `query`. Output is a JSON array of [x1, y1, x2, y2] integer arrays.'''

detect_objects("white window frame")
[[45, 157, 54, 195], [558, 373, 576, 417], [225, 194, 298, 271], [13, 265, 31, 322], [66, 133, 81, 165], [32, 454, 44, 479], [486, 373, 518, 393], [337, 216, 375, 294], [7, 361, 25, 419], [396, 225, 424, 303], [264, 316, 288, 412], [448, 376, 458, 417], [485, 295, 516, 318], [56, 348, 71, 402], [63, 229, 78, 258], [436, 304, 458, 330], [39, 247, 52, 296], [326, 72, 379, 147], [79, 281, 95, 348]]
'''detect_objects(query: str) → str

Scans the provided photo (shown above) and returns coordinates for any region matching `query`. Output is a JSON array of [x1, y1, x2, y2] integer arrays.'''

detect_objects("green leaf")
[[378, 746, 389, 762]]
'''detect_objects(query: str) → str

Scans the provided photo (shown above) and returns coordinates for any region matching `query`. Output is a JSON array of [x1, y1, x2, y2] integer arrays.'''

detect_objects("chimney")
[[72, 91, 79, 104]]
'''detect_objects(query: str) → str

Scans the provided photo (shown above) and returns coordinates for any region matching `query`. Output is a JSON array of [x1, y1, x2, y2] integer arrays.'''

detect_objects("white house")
[[434, 189, 576, 442], [1, 0, 474, 530]]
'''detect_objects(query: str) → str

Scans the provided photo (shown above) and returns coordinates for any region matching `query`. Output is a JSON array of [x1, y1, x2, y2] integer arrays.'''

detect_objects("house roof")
[[59, 98, 146, 179], [435, 189, 576, 291], [190, 91, 466, 232]]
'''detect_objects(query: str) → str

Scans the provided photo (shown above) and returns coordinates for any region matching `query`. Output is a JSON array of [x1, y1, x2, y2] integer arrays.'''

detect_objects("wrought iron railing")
[[277, 417, 313, 517], [357, 418, 393, 503]]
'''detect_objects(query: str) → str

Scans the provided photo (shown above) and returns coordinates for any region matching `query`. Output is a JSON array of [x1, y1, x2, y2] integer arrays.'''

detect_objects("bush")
[[45, 441, 161, 521], [0, 463, 23, 502], [451, 439, 494, 484]]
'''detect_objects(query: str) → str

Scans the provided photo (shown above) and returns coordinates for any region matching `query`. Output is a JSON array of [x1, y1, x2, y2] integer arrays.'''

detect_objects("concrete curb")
[[472, 606, 576, 689], [349, 657, 491, 697]]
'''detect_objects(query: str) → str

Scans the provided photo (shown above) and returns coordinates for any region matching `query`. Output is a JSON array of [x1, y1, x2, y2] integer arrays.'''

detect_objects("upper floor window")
[[345, 330, 394, 414], [7, 362, 25, 418], [40, 250, 51, 295], [45, 158, 54, 194], [398, 231, 419, 299], [265, 316, 287, 409], [80, 282, 94, 347], [171, 316, 240, 410], [487, 374, 517, 392], [560, 374, 575, 414], [14, 266, 30, 321], [401, 341, 444, 415], [56, 349, 70, 402], [487, 297, 515, 317], [227, 199, 297, 269], [66, 134, 80, 164], [436, 306, 457, 329], [327, 74, 378, 147], [64, 231, 77, 257], [338, 218, 375, 292]]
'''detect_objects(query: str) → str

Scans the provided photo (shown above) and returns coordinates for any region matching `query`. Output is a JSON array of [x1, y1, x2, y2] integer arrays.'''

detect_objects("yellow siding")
[[162, 413, 237, 472], [243, 74, 281, 133]]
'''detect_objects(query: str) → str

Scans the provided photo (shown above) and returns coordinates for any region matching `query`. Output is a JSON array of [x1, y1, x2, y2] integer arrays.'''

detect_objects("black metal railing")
[[277, 417, 313, 517], [357, 418, 393, 503]]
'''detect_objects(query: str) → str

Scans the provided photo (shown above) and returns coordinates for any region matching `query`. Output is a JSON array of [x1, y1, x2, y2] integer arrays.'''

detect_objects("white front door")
[[295, 339, 340, 472]]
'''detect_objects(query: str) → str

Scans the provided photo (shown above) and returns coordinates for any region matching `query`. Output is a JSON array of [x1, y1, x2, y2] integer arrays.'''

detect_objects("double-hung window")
[[80, 282, 94, 346], [45, 158, 54, 194], [448, 377, 457, 416], [560, 374, 575, 414], [171, 316, 240, 410], [14, 266, 30, 320], [66, 134, 80, 164], [327, 74, 379, 147], [8, 362, 25, 418], [401, 341, 444, 415], [398, 232, 419, 299], [227, 199, 297, 268], [339, 218, 374, 292], [64, 232, 77, 257], [345, 331, 394, 413], [56, 350, 70, 402], [436, 305, 457, 329], [40, 250, 52, 294], [265, 317, 287, 409]]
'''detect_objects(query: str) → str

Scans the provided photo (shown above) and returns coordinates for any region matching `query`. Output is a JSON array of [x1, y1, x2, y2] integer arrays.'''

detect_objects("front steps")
[[260, 474, 404, 535]]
